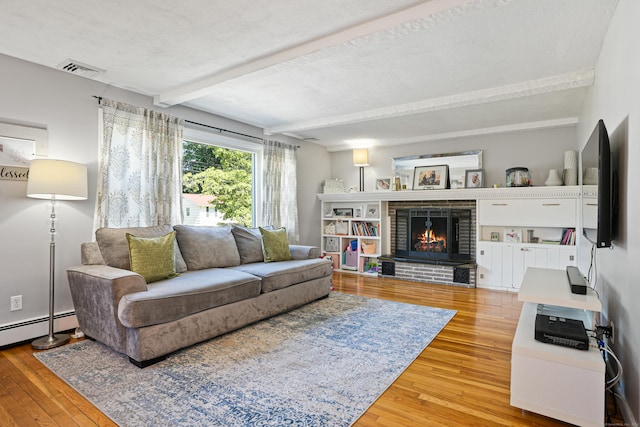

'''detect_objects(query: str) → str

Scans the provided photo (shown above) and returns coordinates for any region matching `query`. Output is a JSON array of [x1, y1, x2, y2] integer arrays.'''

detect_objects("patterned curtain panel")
[[94, 98, 184, 230], [262, 140, 299, 243]]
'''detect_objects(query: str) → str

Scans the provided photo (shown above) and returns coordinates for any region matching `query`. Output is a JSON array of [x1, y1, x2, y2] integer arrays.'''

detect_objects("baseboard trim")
[[0, 311, 78, 347]]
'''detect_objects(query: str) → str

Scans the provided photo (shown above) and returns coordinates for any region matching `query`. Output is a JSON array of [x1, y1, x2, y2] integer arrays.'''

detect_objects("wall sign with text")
[[0, 122, 48, 181]]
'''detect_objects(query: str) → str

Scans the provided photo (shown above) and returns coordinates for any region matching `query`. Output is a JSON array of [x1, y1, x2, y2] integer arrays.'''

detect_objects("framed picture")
[[0, 122, 49, 181], [503, 228, 522, 243], [490, 232, 500, 242], [413, 165, 449, 190], [332, 207, 353, 217], [465, 169, 484, 188], [365, 203, 379, 218], [354, 207, 363, 218], [375, 177, 391, 191]]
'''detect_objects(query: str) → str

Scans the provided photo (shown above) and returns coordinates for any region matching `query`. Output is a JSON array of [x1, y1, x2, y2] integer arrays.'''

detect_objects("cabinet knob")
[[520, 247, 530, 252]]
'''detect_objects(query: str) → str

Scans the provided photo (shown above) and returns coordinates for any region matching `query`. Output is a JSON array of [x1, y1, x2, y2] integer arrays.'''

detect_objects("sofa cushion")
[[232, 225, 272, 264], [174, 225, 241, 270], [260, 227, 293, 262], [126, 231, 177, 283], [228, 258, 332, 293], [118, 268, 261, 328], [96, 225, 187, 273]]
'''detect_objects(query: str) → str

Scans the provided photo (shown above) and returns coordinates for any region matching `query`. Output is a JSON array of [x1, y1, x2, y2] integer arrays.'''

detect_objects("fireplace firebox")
[[395, 208, 472, 261]]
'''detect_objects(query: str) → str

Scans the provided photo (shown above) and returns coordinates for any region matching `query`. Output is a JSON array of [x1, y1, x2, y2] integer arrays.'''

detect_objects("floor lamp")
[[352, 148, 369, 192], [27, 159, 88, 350]]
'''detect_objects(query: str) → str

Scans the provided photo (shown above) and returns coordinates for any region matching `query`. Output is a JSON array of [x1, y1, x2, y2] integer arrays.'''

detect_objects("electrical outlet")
[[10, 295, 22, 311], [609, 320, 615, 345]]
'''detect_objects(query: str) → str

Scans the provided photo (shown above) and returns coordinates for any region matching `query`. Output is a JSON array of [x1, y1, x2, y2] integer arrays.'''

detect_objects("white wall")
[[329, 126, 577, 190], [295, 140, 331, 246], [576, 0, 639, 420]]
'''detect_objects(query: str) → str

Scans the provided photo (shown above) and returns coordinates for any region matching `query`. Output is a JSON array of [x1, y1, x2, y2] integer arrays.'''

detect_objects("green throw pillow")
[[126, 231, 178, 283], [259, 227, 293, 263]]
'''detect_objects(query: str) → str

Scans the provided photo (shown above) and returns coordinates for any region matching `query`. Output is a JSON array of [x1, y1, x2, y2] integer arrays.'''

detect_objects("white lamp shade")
[[27, 159, 88, 200], [353, 148, 369, 166]]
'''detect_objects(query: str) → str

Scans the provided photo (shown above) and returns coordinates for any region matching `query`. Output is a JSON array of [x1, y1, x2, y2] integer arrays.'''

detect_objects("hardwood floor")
[[0, 272, 619, 426]]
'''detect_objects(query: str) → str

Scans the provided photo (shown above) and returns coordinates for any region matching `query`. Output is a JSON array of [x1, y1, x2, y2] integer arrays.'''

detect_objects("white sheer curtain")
[[262, 139, 299, 243], [94, 98, 184, 230]]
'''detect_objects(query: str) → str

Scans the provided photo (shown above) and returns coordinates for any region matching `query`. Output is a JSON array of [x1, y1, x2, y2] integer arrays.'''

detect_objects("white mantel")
[[317, 185, 581, 202]]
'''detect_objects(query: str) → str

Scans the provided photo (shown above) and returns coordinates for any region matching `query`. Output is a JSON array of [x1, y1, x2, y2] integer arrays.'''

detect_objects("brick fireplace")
[[380, 200, 477, 287]]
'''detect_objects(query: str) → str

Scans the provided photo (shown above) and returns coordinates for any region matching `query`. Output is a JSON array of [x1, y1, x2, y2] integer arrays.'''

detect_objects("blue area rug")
[[35, 292, 455, 426]]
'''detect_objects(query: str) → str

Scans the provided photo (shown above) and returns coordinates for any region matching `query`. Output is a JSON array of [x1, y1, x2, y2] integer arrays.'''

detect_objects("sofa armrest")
[[67, 264, 148, 353], [289, 245, 321, 260]]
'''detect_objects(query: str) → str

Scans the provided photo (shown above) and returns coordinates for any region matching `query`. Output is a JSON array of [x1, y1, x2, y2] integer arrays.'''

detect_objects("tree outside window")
[[182, 141, 253, 227]]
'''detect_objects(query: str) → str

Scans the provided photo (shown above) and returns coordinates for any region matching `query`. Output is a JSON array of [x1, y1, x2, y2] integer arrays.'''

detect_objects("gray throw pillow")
[[232, 225, 267, 264], [96, 225, 187, 273], [173, 225, 241, 270]]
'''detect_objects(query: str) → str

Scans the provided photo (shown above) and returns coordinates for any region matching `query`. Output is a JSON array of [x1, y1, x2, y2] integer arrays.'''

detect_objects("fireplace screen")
[[395, 208, 471, 260]]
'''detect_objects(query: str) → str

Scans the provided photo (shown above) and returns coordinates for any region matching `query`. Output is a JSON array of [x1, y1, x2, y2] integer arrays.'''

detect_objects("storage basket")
[[335, 221, 349, 235], [324, 222, 336, 235], [324, 237, 340, 252], [361, 241, 377, 254]]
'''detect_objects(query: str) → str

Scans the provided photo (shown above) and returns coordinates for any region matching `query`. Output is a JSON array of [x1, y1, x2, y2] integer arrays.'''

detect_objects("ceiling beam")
[[266, 69, 595, 135], [154, 0, 473, 107], [323, 117, 580, 152]]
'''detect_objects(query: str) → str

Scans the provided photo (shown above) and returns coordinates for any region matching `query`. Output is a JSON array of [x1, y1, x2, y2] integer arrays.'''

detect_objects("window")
[[182, 127, 262, 227]]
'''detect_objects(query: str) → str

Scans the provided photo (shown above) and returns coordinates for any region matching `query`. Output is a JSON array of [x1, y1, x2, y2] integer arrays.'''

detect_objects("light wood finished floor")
[[0, 272, 620, 426]]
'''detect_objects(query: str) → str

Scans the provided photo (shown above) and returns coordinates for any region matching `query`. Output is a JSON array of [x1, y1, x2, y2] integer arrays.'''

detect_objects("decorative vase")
[[564, 150, 578, 170], [563, 168, 578, 186], [583, 167, 598, 185], [544, 169, 563, 186]]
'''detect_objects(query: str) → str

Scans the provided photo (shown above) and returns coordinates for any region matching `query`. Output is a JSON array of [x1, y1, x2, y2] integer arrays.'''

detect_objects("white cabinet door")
[[478, 242, 501, 287], [501, 244, 514, 288], [512, 245, 578, 289], [477, 242, 514, 289], [478, 199, 576, 227], [546, 246, 577, 269], [512, 245, 545, 289]]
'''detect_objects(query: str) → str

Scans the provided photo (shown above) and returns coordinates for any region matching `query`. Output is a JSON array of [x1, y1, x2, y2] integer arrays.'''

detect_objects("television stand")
[[510, 267, 604, 426]]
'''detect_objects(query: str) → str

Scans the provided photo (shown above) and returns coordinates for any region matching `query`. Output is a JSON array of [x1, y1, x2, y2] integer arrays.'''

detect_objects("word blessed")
[[0, 166, 29, 181]]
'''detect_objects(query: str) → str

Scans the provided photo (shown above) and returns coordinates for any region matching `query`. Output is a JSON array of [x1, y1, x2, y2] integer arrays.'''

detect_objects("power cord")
[[599, 342, 623, 391]]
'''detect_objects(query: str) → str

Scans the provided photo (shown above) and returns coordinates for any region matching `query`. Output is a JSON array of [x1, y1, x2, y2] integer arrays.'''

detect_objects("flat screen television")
[[581, 119, 614, 248]]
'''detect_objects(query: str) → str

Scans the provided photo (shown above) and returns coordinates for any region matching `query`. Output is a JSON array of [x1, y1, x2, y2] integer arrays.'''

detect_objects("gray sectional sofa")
[[67, 224, 332, 367]]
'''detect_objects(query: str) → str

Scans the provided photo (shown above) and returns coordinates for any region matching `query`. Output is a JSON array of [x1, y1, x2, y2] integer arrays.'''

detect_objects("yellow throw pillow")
[[259, 227, 293, 263], [126, 231, 178, 283]]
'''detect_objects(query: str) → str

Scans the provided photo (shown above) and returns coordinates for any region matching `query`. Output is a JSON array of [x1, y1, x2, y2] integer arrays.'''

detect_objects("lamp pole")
[[32, 198, 70, 349]]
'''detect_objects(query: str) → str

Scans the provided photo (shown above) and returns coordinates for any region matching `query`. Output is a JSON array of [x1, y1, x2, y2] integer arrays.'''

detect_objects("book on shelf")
[[541, 240, 561, 245], [560, 228, 576, 245], [351, 221, 379, 237]]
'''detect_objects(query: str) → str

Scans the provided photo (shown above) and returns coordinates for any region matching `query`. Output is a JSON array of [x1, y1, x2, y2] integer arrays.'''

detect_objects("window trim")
[[182, 126, 263, 227]]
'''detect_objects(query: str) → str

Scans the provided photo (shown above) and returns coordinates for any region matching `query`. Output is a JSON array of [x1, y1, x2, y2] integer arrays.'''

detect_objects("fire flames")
[[414, 228, 446, 252]]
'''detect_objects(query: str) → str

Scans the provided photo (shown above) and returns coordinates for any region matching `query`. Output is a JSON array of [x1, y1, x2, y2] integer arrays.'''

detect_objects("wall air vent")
[[56, 59, 105, 78]]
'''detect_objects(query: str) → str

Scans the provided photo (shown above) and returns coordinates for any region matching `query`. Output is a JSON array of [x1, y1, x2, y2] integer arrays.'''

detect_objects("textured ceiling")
[[0, 0, 618, 150]]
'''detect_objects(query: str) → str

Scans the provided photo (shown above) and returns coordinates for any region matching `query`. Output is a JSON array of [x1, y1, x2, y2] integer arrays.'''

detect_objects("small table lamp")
[[27, 159, 88, 349], [353, 149, 369, 192]]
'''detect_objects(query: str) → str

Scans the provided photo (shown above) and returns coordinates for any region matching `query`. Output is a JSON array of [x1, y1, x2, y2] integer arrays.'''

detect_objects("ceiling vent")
[[56, 59, 105, 78]]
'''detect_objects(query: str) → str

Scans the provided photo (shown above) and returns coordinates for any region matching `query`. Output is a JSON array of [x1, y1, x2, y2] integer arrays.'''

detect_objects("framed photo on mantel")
[[413, 165, 449, 190]]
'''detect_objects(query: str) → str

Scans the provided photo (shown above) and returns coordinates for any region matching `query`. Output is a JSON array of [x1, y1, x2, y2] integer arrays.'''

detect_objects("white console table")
[[510, 267, 604, 426]]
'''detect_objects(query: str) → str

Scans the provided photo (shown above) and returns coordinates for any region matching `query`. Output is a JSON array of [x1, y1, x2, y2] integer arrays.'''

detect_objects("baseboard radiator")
[[0, 311, 78, 347]]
